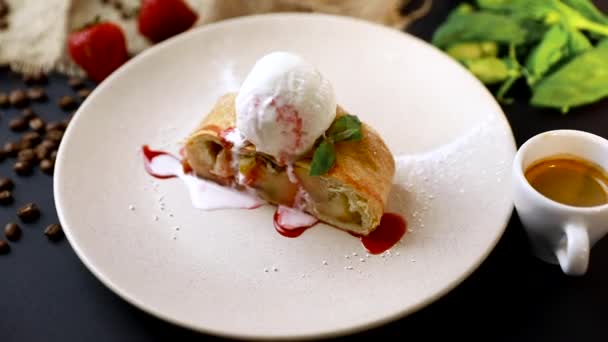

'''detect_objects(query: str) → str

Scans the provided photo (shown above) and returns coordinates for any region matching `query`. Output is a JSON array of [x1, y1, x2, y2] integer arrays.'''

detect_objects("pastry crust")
[[185, 93, 395, 235]]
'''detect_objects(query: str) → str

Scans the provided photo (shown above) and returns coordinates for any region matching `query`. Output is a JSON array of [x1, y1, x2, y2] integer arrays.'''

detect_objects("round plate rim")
[[54, 12, 516, 340]]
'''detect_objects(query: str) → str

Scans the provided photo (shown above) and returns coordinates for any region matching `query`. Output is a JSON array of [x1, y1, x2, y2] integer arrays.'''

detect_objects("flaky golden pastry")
[[185, 93, 395, 236]]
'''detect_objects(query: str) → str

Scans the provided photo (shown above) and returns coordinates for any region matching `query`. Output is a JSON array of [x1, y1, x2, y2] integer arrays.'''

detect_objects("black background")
[[2, 1, 608, 341]]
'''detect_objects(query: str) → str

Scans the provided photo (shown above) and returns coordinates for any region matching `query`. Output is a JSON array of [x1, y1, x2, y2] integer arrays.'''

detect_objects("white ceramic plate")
[[55, 14, 516, 340]]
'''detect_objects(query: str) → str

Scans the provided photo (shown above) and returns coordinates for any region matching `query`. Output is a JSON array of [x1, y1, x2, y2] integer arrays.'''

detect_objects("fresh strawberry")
[[138, 0, 198, 43], [68, 22, 128, 83]]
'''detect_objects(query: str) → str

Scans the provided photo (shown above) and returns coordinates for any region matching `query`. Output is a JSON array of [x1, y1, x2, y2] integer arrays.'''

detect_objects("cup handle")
[[555, 223, 590, 276]]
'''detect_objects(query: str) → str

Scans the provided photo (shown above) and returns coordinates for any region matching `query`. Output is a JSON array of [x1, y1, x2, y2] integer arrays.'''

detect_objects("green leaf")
[[432, 11, 527, 48], [465, 57, 510, 84], [309, 140, 336, 176], [561, 0, 608, 25], [326, 114, 362, 142], [525, 25, 570, 85], [566, 27, 592, 55], [531, 39, 608, 112]]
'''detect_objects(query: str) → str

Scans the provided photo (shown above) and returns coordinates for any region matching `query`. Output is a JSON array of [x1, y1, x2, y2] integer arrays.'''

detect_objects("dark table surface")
[[2, 1, 608, 341]]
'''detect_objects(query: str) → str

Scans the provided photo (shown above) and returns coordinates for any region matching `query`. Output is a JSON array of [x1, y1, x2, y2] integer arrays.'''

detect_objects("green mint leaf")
[[309, 140, 336, 176], [327, 114, 362, 142]]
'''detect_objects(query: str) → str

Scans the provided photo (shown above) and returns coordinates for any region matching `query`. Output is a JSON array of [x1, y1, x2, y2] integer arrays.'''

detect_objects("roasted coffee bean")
[[68, 77, 85, 90], [45, 121, 66, 132], [58, 95, 77, 111], [0, 177, 13, 191], [27, 87, 47, 102], [8, 117, 28, 131], [46, 130, 63, 142], [9, 89, 28, 108], [21, 108, 36, 120], [40, 139, 58, 150], [22, 131, 42, 145], [40, 159, 54, 175], [18, 138, 35, 150], [14, 160, 33, 176], [49, 150, 58, 161], [4, 223, 21, 241], [2, 141, 20, 157], [44, 224, 63, 241], [17, 203, 40, 223], [22, 72, 47, 85], [29, 117, 45, 132], [0, 92, 8, 107], [0, 190, 13, 205], [34, 144, 50, 160], [77, 88, 92, 100], [17, 148, 36, 163], [0, 239, 9, 254]]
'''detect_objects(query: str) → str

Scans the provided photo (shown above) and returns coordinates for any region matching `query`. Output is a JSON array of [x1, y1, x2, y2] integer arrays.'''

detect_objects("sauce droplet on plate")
[[360, 213, 407, 254], [273, 205, 319, 238]]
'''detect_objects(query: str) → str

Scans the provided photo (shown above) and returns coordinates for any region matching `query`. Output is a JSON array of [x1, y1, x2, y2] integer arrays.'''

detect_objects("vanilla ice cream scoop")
[[235, 52, 337, 164]]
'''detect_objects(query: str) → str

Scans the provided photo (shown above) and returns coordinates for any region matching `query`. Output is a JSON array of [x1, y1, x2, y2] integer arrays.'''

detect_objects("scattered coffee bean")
[[58, 95, 77, 111], [9, 89, 29, 108], [34, 144, 50, 160], [68, 77, 85, 90], [17, 203, 40, 223], [17, 148, 37, 163], [40, 159, 54, 175], [22, 72, 47, 85], [4, 223, 21, 241], [27, 87, 47, 102], [46, 129, 63, 143], [8, 117, 28, 131], [0, 190, 13, 205], [18, 138, 35, 150], [49, 150, 58, 161], [40, 139, 58, 151], [3, 141, 20, 157], [44, 224, 63, 241], [21, 108, 36, 120], [0, 92, 8, 107], [29, 117, 45, 132], [0, 177, 13, 191], [0, 239, 9, 254], [22, 131, 41, 146], [77, 88, 92, 100], [14, 160, 33, 176], [45, 121, 66, 132]]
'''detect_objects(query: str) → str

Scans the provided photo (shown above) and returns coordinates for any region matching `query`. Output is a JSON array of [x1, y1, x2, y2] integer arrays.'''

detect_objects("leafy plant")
[[432, 0, 608, 112]]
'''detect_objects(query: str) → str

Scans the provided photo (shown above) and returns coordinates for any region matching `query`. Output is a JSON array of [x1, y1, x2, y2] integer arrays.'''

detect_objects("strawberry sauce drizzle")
[[142, 144, 406, 253]]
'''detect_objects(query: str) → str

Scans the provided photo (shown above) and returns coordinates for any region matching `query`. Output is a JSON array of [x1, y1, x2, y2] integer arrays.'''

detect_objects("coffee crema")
[[525, 156, 608, 207]]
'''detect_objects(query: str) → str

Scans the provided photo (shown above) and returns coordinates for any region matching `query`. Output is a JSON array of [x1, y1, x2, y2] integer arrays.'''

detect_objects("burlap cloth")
[[0, 0, 431, 76]]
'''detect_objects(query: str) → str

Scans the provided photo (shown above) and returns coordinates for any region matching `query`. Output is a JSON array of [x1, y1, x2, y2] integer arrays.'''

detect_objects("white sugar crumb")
[[344, 266, 353, 270], [359, 258, 365, 262], [272, 266, 278, 272], [128, 205, 135, 211], [411, 258, 416, 263], [396, 252, 400, 256], [366, 254, 371, 258], [344, 255, 350, 259], [352, 252, 358, 256], [173, 226, 180, 231], [169, 213, 174, 217], [154, 216, 159, 221], [264, 268, 269, 273], [322, 260, 328, 265]]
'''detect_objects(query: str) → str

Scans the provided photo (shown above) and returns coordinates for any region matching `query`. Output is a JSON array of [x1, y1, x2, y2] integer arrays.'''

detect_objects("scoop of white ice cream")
[[235, 52, 337, 164]]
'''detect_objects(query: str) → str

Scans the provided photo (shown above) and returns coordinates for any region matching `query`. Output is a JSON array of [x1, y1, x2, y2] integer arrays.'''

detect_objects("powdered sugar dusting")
[[388, 115, 513, 234]]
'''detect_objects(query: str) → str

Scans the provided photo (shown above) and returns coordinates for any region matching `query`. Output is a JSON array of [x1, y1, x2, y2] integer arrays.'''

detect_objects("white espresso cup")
[[513, 130, 608, 276]]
